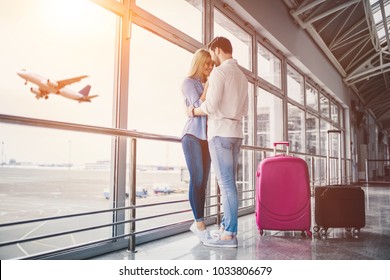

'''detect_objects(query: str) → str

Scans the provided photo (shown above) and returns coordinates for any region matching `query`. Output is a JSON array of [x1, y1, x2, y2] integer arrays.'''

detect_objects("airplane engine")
[[47, 79, 58, 88], [30, 87, 41, 95]]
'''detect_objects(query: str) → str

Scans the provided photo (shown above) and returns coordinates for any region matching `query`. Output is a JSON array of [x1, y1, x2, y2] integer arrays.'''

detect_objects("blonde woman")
[[181, 49, 214, 242]]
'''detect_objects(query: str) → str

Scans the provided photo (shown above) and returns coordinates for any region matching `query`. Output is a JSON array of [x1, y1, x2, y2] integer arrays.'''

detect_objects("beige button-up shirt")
[[200, 59, 248, 140]]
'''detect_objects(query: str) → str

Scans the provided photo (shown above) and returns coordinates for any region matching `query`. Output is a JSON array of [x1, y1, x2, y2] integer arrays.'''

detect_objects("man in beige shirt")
[[190, 36, 248, 248]]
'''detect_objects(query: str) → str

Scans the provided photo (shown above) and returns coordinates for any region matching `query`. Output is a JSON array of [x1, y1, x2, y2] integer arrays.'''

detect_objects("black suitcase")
[[313, 130, 365, 236], [314, 186, 365, 235]]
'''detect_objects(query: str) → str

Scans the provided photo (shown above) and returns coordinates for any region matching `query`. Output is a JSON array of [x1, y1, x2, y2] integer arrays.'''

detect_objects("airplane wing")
[[56, 75, 88, 89]]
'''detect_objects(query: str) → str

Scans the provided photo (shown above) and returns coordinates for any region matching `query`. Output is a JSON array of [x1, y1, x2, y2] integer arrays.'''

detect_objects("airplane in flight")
[[17, 69, 98, 102]]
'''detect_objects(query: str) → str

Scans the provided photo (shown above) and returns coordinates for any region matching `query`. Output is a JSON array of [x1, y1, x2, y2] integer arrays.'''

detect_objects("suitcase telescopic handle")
[[273, 141, 289, 156], [327, 130, 342, 185], [327, 130, 342, 135]]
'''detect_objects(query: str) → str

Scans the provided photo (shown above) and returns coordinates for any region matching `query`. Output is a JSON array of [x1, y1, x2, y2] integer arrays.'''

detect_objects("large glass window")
[[128, 25, 192, 138], [288, 103, 305, 153], [257, 43, 282, 89], [126, 25, 194, 229], [0, 124, 113, 259], [320, 119, 331, 156], [0, 0, 119, 259], [287, 65, 304, 104], [243, 83, 255, 146], [331, 101, 340, 124], [257, 88, 283, 148], [240, 83, 254, 208], [320, 93, 330, 118], [306, 113, 319, 155], [214, 9, 252, 71], [135, 0, 203, 42], [0, 0, 116, 127], [306, 83, 319, 111]]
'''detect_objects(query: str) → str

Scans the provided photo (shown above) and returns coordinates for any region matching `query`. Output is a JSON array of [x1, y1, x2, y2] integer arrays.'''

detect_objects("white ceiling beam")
[[302, 0, 363, 28]]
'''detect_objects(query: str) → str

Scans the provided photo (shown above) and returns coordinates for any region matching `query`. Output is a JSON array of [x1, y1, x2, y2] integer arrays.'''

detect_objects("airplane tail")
[[79, 85, 91, 96], [78, 85, 98, 103]]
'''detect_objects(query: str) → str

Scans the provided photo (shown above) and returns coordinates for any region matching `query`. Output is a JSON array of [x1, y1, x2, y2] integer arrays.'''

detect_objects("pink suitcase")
[[255, 142, 312, 237]]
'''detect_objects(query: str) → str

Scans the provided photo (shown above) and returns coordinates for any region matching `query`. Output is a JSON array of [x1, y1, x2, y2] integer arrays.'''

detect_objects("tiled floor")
[[93, 185, 390, 260]]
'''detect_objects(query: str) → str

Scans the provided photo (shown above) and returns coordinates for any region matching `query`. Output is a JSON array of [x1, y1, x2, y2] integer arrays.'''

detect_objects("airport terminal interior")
[[1, 0, 390, 261]]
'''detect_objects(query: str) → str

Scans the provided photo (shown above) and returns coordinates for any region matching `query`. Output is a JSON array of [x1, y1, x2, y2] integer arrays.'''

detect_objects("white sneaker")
[[190, 222, 209, 242], [210, 227, 224, 238]]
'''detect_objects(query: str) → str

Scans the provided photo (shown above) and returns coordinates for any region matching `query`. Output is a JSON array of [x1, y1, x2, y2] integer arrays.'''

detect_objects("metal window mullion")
[[112, 0, 131, 239]]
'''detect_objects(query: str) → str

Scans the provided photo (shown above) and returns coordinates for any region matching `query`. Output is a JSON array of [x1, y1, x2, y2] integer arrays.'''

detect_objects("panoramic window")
[[306, 131, 322, 185], [257, 87, 283, 148], [257, 43, 282, 89], [320, 119, 331, 156], [0, 0, 116, 127], [128, 24, 192, 138], [239, 83, 254, 208], [126, 24, 195, 229], [331, 101, 340, 124], [306, 83, 319, 111], [320, 93, 330, 118], [0, 0, 119, 259], [214, 8, 252, 71], [243, 83, 255, 146], [306, 113, 319, 155], [288, 103, 305, 153], [135, 0, 203, 42], [0, 124, 113, 259], [287, 65, 304, 105]]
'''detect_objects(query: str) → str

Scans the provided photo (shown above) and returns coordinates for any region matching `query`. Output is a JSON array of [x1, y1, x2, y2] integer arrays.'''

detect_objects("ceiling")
[[283, 0, 390, 134]]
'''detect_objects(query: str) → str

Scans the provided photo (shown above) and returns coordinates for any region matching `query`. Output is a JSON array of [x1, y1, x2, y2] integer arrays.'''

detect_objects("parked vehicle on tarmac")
[[103, 187, 148, 199], [153, 183, 173, 194]]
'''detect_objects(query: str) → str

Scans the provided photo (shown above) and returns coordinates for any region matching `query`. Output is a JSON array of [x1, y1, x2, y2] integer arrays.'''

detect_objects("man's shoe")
[[203, 236, 238, 248], [190, 222, 209, 242]]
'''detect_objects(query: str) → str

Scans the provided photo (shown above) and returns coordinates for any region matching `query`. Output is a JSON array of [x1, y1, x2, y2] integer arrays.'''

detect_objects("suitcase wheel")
[[345, 228, 360, 235], [313, 226, 328, 236], [260, 229, 264, 236], [303, 230, 312, 238]]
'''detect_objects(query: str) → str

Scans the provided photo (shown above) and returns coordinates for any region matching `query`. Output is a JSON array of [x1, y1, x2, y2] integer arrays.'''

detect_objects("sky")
[[0, 0, 116, 164], [0, 0, 196, 167]]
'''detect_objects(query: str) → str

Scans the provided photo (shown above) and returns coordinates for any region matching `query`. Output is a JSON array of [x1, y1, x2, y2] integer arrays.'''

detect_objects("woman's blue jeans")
[[181, 134, 211, 221], [208, 136, 242, 236]]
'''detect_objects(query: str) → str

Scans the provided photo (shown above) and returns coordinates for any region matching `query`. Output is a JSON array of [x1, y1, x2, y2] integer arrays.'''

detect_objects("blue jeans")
[[208, 136, 242, 236], [181, 134, 211, 221]]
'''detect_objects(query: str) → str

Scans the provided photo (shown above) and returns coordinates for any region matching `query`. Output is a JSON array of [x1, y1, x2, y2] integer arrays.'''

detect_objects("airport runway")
[[0, 167, 193, 259]]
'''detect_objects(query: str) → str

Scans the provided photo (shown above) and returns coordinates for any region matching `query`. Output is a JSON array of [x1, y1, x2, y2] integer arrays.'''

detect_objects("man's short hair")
[[207, 36, 232, 54]]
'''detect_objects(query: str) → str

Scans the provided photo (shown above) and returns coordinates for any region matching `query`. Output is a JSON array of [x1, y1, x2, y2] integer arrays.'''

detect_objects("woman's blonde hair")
[[188, 49, 211, 82]]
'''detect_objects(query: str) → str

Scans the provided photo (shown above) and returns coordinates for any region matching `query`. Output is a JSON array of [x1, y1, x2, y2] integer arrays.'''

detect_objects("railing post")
[[261, 150, 266, 161], [311, 156, 315, 196], [128, 138, 137, 252]]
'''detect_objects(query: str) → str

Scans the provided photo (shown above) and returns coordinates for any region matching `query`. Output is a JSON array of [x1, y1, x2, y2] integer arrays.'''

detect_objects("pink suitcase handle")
[[273, 141, 289, 155]]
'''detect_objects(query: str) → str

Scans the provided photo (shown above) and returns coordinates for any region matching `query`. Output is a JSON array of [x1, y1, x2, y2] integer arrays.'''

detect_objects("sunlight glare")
[[45, 0, 99, 30]]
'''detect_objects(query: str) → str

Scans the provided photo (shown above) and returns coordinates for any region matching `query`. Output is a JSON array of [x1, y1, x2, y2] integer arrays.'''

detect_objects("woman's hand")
[[187, 105, 195, 117]]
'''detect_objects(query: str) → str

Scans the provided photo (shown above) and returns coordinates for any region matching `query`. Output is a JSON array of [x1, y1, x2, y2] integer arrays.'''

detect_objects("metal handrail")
[[0, 114, 350, 259], [0, 114, 181, 143]]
